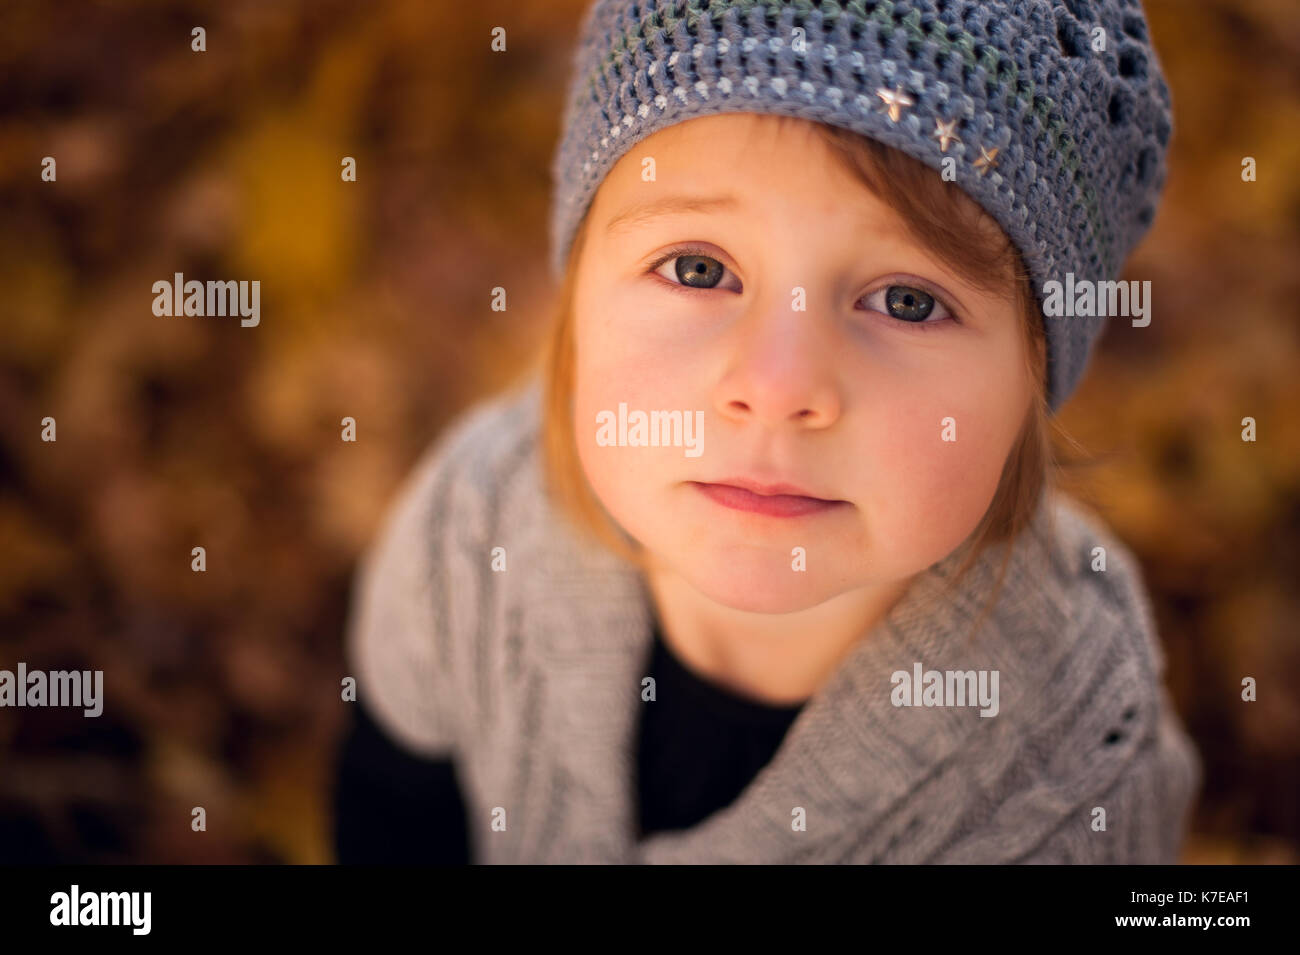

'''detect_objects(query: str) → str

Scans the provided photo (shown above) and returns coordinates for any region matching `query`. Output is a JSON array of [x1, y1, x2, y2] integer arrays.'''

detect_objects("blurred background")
[[1, 0, 1296, 863]]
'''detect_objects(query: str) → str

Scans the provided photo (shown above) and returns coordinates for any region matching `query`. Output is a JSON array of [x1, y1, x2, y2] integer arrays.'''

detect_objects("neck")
[[642, 563, 918, 706]]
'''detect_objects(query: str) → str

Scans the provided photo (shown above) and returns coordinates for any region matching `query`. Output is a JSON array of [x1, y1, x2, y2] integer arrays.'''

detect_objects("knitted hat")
[[548, 0, 1172, 412]]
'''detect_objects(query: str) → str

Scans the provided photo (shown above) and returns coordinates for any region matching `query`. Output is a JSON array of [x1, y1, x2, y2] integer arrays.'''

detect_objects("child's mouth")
[[688, 481, 851, 518]]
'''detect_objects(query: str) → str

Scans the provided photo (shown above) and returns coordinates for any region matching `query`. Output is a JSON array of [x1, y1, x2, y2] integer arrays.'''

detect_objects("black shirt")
[[333, 622, 806, 863]]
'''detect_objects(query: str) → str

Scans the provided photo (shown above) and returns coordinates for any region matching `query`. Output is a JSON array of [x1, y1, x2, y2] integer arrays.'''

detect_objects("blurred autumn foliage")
[[0, 0, 1297, 864]]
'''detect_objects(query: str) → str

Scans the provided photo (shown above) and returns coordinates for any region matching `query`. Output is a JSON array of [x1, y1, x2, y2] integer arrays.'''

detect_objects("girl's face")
[[572, 112, 1032, 615]]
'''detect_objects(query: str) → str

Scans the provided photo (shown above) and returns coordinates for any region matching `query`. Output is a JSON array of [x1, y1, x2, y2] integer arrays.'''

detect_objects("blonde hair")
[[535, 116, 1090, 638]]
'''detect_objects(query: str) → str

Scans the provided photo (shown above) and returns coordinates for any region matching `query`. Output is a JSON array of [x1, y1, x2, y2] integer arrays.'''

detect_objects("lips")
[[689, 479, 850, 518]]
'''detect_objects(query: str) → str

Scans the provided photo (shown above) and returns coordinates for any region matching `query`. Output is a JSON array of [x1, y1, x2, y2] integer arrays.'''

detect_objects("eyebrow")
[[603, 194, 741, 236]]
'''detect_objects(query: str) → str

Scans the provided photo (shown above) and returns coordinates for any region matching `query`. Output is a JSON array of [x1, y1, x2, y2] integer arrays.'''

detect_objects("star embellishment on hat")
[[875, 85, 914, 123], [932, 118, 961, 152], [973, 146, 1000, 176]]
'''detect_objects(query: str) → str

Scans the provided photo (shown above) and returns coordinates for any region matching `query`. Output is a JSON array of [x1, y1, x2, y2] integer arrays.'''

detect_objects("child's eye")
[[860, 283, 955, 328], [646, 252, 957, 330], [648, 247, 742, 293]]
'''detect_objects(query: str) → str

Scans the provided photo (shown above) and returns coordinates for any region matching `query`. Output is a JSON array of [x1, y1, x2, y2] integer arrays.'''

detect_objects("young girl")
[[334, 0, 1201, 864]]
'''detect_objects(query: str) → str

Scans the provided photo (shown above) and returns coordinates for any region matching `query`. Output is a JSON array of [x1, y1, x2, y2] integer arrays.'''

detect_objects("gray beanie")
[[548, 0, 1172, 412]]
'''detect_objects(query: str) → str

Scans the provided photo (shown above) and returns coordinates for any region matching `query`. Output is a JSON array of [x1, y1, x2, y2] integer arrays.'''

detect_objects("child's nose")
[[713, 295, 842, 430]]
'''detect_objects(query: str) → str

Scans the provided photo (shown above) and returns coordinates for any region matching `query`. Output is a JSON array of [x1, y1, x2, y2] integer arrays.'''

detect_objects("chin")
[[678, 558, 843, 615]]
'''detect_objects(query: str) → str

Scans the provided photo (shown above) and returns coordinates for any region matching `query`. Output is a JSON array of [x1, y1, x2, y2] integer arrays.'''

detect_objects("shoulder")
[[360, 375, 549, 578], [362, 370, 553, 644], [936, 489, 1203, 863], [401, 375, 545, 534], [991, 488, 1203, 861], [343, 375, 547, 756], [1018, 487, 1170, 683]]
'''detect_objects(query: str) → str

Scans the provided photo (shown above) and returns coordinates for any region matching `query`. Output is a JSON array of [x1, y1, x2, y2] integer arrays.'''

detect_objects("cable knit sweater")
[[345, 375, 1202, 864]]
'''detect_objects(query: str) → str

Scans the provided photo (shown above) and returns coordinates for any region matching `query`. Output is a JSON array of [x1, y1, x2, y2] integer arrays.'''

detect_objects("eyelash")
[[644, 245, 961, 332]]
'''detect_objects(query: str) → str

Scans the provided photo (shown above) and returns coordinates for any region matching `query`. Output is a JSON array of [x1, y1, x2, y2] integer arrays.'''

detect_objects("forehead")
[[590, 113, 892, 233]]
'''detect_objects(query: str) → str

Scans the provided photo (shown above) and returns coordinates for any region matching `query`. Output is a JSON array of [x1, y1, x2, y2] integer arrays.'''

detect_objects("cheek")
[[572, 292, 693, 534], [575, 273, 684, 387], [855, 354, 1025, 559]]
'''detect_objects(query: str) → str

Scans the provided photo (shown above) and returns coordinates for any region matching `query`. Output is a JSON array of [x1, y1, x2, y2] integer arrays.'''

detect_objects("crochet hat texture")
[[548, 0, 1172, 412]]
